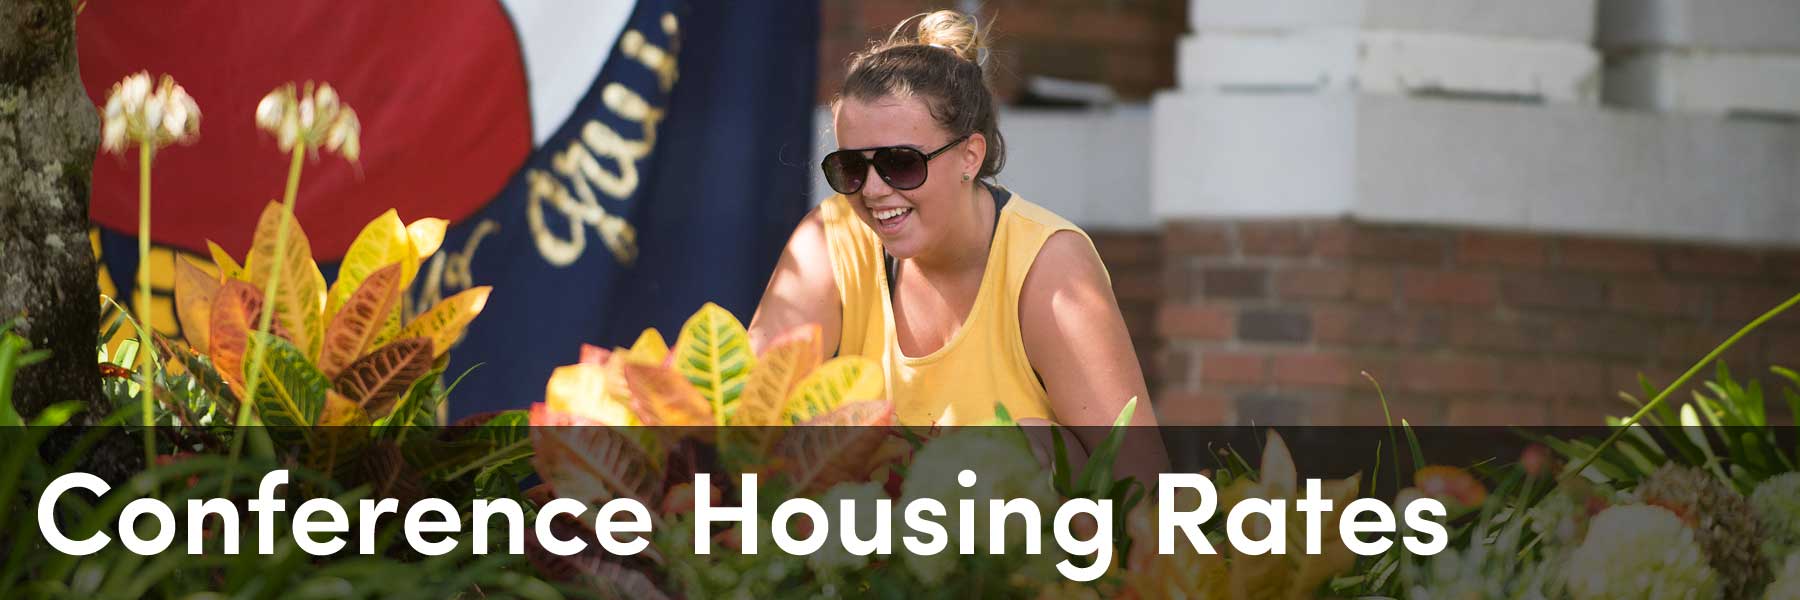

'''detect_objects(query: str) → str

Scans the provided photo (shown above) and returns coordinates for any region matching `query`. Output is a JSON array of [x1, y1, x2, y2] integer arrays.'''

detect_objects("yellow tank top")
[[819, 190, 1105, 426]]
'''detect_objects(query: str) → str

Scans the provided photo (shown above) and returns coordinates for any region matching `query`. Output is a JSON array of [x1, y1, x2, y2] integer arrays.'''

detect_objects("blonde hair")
[[840, 10, 1005, 180]]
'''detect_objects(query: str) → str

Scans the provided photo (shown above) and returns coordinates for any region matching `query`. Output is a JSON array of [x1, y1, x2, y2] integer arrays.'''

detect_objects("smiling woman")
[[748, 10, 1169, 472]]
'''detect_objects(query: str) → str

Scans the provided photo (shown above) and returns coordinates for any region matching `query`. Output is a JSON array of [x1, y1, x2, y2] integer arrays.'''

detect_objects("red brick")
[[1062, 9, 1167, 45], [1448, 397, 1549, 426], [1457, 231, 1549, 269], [1271, 352, 1358, 388], [1404, 271, 1499, 306], [1163, 261, 1199, 303], [1767, 250, 1800, 282], [1392, 356, 1500, 395], [1551, 398, 1625, 426], [1237, 309, 1312, 343], [1158, 304, 1232, 340], [1352, 269, 1398, 303], [1559, 238, 1658, 273], [1159, 347, 1195, 391], [1607, 280, 1709, 318], [1551, 317, 1659, 360], [1201, 352, 1267, 385], [1663, 245, 1763, 278], [1238, 222, 1311, 257], [1201, 267, 1268, 299], [1717, 284, 1797, 323], [1152, 390, 1230, 425], [1090, 232, 1161, 266], [1501, 274, 1606, 311], [1276, 268, 1351, 300], [1450, 315, 1553, 354], [1162, 222, 1231, 257], [1110, 267, 1163, 303], [1501, 359, 1608, 398], [1315, 307, 1449, 349], [1313, 222, 1354, 258], [1347, 227, 1449, 266], [1333, 392, 1444, 426]]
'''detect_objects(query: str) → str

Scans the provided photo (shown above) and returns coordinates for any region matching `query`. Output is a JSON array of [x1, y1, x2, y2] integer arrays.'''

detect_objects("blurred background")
[[80, 0, 1800, 425]]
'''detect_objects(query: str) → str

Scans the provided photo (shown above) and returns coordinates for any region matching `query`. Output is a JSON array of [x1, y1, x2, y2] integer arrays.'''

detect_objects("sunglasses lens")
[[872, 147, 929, 190], [822, 152, 866, 194]]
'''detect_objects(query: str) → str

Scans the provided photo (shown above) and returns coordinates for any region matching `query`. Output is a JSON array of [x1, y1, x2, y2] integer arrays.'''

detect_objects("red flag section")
[[78, 1, 533, 260]]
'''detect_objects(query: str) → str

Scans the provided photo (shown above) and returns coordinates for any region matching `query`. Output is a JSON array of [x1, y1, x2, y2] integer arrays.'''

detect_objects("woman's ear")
[[962, 131, 987, 179]]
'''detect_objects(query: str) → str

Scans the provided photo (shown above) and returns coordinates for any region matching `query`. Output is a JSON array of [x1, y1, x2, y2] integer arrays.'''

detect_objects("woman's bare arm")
[[1019, 231, 1171, 485], [748, 208, 840, 359]]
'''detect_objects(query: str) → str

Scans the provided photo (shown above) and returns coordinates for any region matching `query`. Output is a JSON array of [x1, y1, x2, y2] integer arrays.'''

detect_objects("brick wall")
[[1148, 219, 1800, 426], [1091, 230, 1165, 390], [817, 0, 1186, 103]]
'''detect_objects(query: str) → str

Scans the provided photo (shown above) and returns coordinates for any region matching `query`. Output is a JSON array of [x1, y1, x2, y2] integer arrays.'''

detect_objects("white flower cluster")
[[100, 72, 200, 154], [1768, 554, 1800, 600], [1754, 473, 1800, 566], [256, 82, 360, 161], [1567, 504, 1720, 600]]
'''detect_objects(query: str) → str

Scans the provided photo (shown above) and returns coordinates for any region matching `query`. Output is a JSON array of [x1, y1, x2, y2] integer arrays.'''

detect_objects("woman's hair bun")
[[895, 10, 987, 64]]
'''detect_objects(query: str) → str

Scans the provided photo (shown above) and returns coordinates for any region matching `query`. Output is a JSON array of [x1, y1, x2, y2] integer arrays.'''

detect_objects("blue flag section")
[[422, 1, 819, 416]]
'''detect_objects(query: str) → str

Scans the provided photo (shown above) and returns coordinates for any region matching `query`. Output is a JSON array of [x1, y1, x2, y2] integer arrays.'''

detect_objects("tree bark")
[[0, 0, 103, 420]]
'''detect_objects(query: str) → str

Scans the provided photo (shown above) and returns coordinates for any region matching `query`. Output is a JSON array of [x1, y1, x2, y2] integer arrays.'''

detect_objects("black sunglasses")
[[821, 134, 968, 195]]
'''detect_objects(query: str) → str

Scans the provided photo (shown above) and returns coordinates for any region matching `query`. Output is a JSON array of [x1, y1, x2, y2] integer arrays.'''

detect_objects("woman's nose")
[[858, 163, 893, 197]]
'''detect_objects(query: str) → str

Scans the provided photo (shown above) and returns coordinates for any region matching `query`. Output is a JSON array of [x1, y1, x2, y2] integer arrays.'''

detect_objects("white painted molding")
[[1598, 0, 1800, 52], [1606, 50, 1800, 117], [1152, 90, 1800, 246], [1179, 30, 1601, 103], [1189, 0, 1595, 44]]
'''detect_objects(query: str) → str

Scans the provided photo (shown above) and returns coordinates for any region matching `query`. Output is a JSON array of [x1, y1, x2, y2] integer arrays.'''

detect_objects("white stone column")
[[1599, 0, 1800, 118]]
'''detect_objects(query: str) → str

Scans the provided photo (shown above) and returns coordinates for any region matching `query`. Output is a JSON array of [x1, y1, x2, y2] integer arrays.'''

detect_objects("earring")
[[961, 173, 971, 182]]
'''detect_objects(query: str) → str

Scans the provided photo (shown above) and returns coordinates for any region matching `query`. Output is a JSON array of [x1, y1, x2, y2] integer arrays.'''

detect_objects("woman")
[[749, 11, 1164, 453]]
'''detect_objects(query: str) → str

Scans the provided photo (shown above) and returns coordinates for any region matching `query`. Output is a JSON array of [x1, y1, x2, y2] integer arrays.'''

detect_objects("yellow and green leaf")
[[246, 201, 326, 360], [396, 286, 492, 356], [529, 404, 664, 511], [318, 262, 402, 378], [407, 217, 448, 260], [333, 337, 433, 418], [671, 303, 752, 424], [326, 209, 413, 322], [173, 257, 220, 354], [545, 362, 639, 426], [627, 328, 669, 365], [783, 356, 882, 424], [732, 324, 821, 427], [207, 240, 244, 281], [244, 331, 328, 429]]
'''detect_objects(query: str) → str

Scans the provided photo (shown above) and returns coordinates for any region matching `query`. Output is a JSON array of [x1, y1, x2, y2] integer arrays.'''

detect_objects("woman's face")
[[832, 94, 982, 260]]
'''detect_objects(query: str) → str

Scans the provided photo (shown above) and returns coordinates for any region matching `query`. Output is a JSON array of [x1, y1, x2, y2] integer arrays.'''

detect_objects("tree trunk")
[[0, 1, 104, 420]]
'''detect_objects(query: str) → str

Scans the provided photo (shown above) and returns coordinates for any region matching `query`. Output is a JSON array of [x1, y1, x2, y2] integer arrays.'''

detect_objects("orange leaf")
[[333, 337, 433, 418], [207, 280, 263, 388], [775, 400, 894, 495], [173, 257, 220, 354], [733, 324, 821, 427], [397, 286, 491, 356], [529, 404, 664, 510], [622, 362, 713, 427], [318, 263, 402, 377]]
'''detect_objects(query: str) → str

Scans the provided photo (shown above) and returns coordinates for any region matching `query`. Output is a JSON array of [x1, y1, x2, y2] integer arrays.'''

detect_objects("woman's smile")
[[870, 205, 913, 234]]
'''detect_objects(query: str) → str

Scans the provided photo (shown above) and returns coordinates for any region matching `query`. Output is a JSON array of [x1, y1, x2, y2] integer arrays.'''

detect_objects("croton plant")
[[168, 201, 490, 433]]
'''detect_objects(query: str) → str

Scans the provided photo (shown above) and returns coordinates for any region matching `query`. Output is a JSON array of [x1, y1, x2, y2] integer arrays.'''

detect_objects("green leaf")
[[245, 331, 329, 429], [376, 369, 443, 433], [672, 303, 753, 424], [1075, 397, 1137, 496], [1403, 419, 1426, 474]]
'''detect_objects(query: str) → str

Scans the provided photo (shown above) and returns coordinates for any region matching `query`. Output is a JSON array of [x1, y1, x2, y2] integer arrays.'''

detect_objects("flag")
[[79, 1, 818, 416]]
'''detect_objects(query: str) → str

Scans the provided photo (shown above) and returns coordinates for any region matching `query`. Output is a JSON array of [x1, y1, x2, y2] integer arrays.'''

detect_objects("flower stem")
[[1559, 290, 1800, 485], [137, 143, 156, 466], [224, 148, 305, 487]]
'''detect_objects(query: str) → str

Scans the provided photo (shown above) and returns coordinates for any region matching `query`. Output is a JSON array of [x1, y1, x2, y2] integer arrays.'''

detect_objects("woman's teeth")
[[874, 207, 911, 220]]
